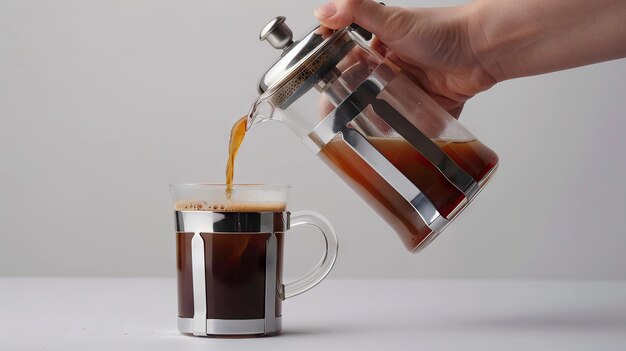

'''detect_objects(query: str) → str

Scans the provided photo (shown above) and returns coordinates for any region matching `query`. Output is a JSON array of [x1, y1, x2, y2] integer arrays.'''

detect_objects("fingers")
[[314, 2, 340, 25], [314, 0, 401, 41], [370, 37, 390, 57]]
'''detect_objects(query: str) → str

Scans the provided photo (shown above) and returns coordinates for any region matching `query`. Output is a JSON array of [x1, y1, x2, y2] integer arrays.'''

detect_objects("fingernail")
[[314, 2, 337, 20]]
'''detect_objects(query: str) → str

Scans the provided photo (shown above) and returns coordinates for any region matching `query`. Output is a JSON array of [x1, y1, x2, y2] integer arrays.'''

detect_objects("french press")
[[248, 17, 499, 252]]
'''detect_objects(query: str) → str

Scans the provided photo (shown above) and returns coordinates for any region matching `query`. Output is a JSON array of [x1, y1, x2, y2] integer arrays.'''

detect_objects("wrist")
[[465, 0, 509, 83]]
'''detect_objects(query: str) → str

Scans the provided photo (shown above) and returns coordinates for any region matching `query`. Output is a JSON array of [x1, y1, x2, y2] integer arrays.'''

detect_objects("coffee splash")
[[225, 116, 248, 197]]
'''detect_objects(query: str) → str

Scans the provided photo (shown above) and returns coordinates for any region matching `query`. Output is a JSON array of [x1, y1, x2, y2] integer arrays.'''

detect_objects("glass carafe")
[[248, 17, 498, 252]]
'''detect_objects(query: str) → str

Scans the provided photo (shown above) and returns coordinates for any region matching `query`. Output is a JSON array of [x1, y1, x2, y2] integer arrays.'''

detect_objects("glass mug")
[[170, 184, 338, 337]]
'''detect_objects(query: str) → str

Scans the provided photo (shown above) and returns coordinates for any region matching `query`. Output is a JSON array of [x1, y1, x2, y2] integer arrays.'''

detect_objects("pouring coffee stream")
[[225, 116, 247, 198]]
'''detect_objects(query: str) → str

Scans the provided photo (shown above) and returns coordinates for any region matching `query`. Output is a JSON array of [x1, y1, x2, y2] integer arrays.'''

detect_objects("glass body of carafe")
[[250, 18, 498, 251]]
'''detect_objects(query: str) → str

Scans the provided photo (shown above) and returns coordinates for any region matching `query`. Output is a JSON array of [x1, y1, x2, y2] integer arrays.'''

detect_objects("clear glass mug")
[[250, 21, 499, 252], [170, 184, 338, 337]]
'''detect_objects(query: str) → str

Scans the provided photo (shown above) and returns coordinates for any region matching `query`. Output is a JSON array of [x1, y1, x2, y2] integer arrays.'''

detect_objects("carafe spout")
[[247, 95, 275, 130]]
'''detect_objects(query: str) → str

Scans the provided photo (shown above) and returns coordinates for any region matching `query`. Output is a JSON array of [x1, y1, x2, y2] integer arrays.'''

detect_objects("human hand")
[[314, 0, 495, 118]]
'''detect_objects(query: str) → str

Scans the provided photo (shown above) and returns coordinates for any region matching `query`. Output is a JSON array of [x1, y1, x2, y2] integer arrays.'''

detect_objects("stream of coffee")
[[225, 116, 248, 197]]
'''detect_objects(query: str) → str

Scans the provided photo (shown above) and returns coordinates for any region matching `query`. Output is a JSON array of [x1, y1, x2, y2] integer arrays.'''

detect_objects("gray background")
[[1, 0, 625, 279]]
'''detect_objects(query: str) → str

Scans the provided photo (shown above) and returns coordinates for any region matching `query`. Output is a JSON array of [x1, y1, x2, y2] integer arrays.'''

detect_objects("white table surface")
[[1, 278, 625, 351]]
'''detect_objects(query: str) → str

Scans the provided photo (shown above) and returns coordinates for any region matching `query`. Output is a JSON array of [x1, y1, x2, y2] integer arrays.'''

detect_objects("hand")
[[314, 0, 495, 118]]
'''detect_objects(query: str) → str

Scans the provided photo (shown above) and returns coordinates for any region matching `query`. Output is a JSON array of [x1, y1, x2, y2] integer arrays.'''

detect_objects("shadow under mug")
[[171, 184, 338, 337]]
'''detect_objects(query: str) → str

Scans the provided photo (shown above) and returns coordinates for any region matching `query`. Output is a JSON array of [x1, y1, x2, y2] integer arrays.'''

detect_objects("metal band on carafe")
[[303, 64, 479, 233], [175, 211, 289, 336]]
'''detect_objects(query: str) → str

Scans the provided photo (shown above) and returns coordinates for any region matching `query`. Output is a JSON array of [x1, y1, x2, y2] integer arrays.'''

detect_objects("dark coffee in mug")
[[175, 201, 286, 322]]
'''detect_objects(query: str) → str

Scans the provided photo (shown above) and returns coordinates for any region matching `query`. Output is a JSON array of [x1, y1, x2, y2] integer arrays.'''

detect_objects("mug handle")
[[282, 211, 338, 299]]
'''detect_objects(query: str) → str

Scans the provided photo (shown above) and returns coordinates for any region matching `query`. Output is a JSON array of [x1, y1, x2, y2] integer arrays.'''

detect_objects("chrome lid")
[[257, 17, 362, 108], [258, 17, 349, 93]]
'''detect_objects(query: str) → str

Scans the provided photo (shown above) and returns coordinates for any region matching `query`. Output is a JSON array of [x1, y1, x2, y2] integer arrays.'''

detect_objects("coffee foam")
[[175, 200, 286, 212]]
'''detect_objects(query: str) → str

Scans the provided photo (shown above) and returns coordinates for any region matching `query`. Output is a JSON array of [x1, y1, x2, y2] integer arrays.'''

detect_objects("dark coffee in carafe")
[[319, 137, 498, 251]]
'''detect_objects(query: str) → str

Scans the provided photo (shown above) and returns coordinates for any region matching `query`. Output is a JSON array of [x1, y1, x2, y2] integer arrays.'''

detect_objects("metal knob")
[[260, 16, 293, 50]]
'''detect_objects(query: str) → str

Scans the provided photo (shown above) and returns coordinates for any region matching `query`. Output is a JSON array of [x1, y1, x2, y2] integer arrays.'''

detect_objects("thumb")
[[314, 0, 400, 41]]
